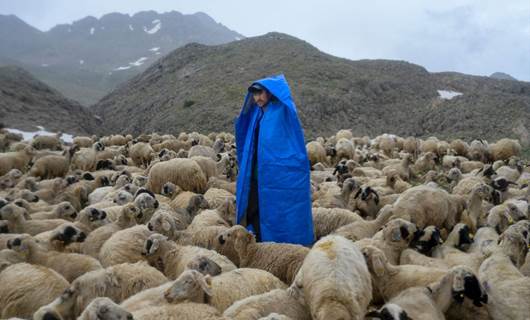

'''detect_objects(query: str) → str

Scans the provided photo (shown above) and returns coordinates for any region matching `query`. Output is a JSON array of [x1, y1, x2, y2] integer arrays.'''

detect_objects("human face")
[[253, 90, 270, 107]]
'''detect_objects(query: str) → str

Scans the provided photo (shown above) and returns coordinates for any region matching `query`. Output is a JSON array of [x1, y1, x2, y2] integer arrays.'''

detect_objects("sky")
[[1, 0, 529, 81]]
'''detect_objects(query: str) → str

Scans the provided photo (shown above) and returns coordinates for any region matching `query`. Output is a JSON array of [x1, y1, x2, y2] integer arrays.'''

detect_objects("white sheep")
[[98, 225, 152, 267], [217, 225, 309, 284], [300, 235, 372, 320], [164, 268, 287, 312], [78, 297, 133, 320], [0, 262, 69, 319], [34, 261, 168, 319], [142, 233, 236, 279], [0, 145, 35, 176], [0, 203, 70, 235], [7, 233, 102, 282], [146, 158, 207, 194]]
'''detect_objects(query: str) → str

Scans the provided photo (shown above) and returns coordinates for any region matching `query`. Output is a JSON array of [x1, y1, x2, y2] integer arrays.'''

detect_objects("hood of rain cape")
[[235, 74, 314, 246]]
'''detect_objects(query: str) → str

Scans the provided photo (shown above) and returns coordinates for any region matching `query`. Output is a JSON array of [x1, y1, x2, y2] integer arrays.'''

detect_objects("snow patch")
[[79, 60, 84, 65], [129, 24, 134, 31], [114, 66, 131, 71], [437, 90, 463, 100], [6, 127, 73, 143], [114, 57, 149, 71], [149, 47, 160, 52], [130, 57, 148, 66], [90, 27, 95, 35], [143, 20, 161, 34]]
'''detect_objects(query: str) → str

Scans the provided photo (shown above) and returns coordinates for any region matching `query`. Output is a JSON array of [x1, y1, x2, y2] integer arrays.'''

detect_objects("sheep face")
[[133, 175, 148, 187], [498, 230, 528, 267], [0, 203, 27, 221], [113, 190, 133, 205], [353, 186, 380, 218], [164, 269, 213, 304], [186, 256, 222, 276], [134, 191, 159, 223], [450, 267, 488, 307], [114, 175, 131, 188], [142, 233, 167, 256], [84, 297, 133, 320], [147, 211, 178, 235], [365, 303, 412, 320], [217, 196, 236, 225], [410, 226, 442, 255], [19, 189, 39, 202], [382, 219, 417, 245], [361, 245, 390, 277], [51, 224, 86, 245], [56, 202, 78, 220], [6, 234, 33, 255], [162, 182, 177, 197], [218, 225, 254, 253]]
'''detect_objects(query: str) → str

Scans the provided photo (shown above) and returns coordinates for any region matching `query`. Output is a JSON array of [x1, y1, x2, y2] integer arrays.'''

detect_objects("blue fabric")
[[235, 74, 314, 246]]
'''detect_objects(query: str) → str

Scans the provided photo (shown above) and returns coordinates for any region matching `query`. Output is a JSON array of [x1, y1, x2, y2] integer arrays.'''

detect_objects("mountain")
[[93, 32, 530, 142], [490, 72, 517, 81], [0, 66, 98, 135], [0, 11, 243, 105]]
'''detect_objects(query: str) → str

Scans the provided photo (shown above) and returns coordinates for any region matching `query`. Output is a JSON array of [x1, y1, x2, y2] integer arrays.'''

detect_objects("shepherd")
[[235, 74, 314, 246]]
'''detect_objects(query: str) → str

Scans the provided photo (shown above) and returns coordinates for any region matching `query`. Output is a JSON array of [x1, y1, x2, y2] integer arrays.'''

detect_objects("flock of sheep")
[[0, 127, 529, 320]]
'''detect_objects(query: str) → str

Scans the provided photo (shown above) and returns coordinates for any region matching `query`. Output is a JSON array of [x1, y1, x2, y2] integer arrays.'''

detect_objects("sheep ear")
[[199, 275, 213, 296], [354, 188, 362, 199], [372, 255, 386, 277]]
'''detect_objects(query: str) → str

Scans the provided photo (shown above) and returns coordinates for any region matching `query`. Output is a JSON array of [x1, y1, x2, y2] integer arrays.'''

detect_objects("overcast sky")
[[2, 0, 529, 81]]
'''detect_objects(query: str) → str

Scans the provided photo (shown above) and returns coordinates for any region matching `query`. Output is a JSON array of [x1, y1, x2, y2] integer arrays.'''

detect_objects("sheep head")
[[410, 225, 442, 255], [218, 225, 254, 254], [50, 224, 86, 245], [449, 266, 488, 307], [186, 256, 222, 277], [361, 245, 393, 277], [147, 211, 185, 237], [55, 202, 78, 221], [142, 233, 168, 257], [6, 233, 34, 256], [382, 219, 417, 246], [82, 297, 133, 320], [365, 303, 412, 320], [0, 203, 28, 222], [113, 190, 134, 206], [164, 269, 213, 303]]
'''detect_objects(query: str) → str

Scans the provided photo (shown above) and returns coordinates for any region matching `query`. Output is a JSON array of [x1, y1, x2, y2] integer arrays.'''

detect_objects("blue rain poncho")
[[235, 74, 314, 246]]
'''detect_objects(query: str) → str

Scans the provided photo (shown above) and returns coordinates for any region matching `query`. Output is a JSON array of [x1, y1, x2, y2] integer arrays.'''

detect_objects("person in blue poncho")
[[235, 74, 314, 246]]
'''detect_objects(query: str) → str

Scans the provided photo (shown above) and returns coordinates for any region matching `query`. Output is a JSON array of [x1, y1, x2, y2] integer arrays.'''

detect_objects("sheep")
[[348, 186, 381, 219], [152, 139, 191, 153], [31, 134, 62, 150], [188, 199, 234, 230], [223, 285, 310, 320], [72, 136, 94, 148], [191, 155, 218, 182], [355, 218, 417, 265], [335, 138, 355, 161], [312, 205, 365, 238], [133, 189, 160, 223], [217, 225, 309, 284], [78, 297, 133, 320], [389, 184, 466, 230], [142, 233, 236, 279], [129, 142, 154, 168], [120, 256, 223, 312], [478, 230, 529, 320], [208, 176, 236, 194], [146, 158, 207, 194], [312, 178, 358, 208], [489, 138, 522, 161], [382, 154, 414, 181], [0, 203, 70, 235], [299, 235, 372, 320], [81, 203, 140, 258], [98, 225, 152, 267], [71, 142, 104, 172], [366, 265, 488, 320], [306, 141, 328, 166], [30, 201, 78, 221], [164, 268, 287, 312], [147, 210, 189, 237], [7, 233, 102, 282], [34, 222, 87, 252], [333, 204, 394, 241], [0, 263, 69, 319], [34, 261, 168, 319], [469, 140, 490, 162], [29, 146, 79, 179], [413, 151, 437, 174], [131, 303, 224, 320], [204, 187, 235, 208], [0, 145, 35, 176]]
